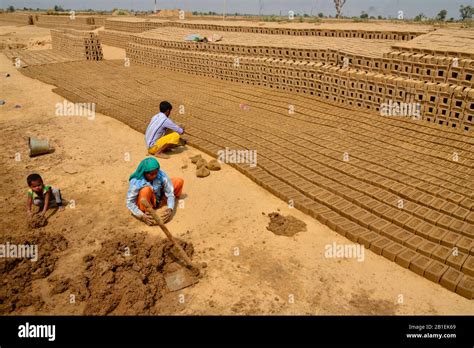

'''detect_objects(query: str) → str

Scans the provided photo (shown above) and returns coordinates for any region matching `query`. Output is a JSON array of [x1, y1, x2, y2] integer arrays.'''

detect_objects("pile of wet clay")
[[28, 214, 47, 229], [0, 232, 68, 314], [266, 212, 307, 237], [190, 154, 221, 178], [50, 233, 195, 315]]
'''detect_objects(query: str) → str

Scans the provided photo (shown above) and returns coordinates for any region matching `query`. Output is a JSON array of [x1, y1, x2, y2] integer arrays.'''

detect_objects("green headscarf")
[[129, 158, 160, 181]]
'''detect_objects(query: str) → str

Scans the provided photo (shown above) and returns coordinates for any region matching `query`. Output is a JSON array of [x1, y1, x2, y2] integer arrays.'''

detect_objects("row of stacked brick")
[[104, 18, 166, 33], [126, 43, 474, 132], [98, 30, 132, 49], [127, 34, 473, 88], [104, 18, 425, 40], [35, 15, 101, 30], [51, 29, 103, 61], [383, 51, 473, 87], [170, 22, 425, 40], [0, 13, 34, 24]]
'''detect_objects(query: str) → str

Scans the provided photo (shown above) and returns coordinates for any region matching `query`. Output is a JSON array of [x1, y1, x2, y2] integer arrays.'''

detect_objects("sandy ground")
[[0, 25, 473, 315], [0, 24, 51, 50]]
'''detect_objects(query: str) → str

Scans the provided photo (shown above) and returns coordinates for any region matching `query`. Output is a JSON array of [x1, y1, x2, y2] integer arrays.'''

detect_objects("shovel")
[[141, 199, 200, 278]]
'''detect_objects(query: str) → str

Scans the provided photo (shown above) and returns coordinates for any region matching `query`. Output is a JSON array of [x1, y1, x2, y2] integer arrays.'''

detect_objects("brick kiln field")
[[1, 15, 473, 300], [20, 60, 474, 299]]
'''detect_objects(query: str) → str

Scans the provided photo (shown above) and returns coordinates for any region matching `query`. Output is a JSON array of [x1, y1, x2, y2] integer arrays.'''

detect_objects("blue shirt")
[[126, 170, 175, 217], [145, 112, 183, 149]]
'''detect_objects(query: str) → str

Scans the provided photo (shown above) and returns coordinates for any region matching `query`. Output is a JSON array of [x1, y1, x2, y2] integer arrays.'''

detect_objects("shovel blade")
[[165, 268, 198, 292]]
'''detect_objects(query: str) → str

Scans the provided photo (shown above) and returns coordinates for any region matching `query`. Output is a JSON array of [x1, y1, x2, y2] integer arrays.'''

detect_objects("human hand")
[[161, 208, 173, 223], [141, 212, 156, 226]]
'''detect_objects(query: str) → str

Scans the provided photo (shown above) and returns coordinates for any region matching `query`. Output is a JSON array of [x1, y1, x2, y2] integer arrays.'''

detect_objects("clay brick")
[[346, 226, 369, 243], [382, 242, 404, 261], [357, 231, 382, 248], [414, 205, 431, 220], [369, 218, 391, 234], [365, 197, 381, 212], [461, 256, 474, 276], [415, 222, 435, 239], [370, 237, 394, 255], [430, 197, 446, 211], [404, 217, 424, 233], [405, 235, 425, 250], [393, 229, 414, 244], [381, 223, 404, 238], [330, 216, 352, 233], [440, 201, 459, 215], [395, 247, 418, 268], [446, 251, 468, 270], [425, 210, 442, 225], [440, 267, 463, 292], [418, 193, 435, 206], [440, 231, 462, 248], [336, 220, 360, 237], [409, 255, 434, 276], [427, 227, 449, 243], [456, 236, 474, 254], [418, 240, 438, 257], [431, 244, 452, 263], [455, 275, 474, 299], [392, 211, 412, 228], [461, 223, 474, 239], [466, 211, 474, 224], [359, 213, 379, 229], [449, 215, 465, 230], [437, 214, 456, 230], [424, 260, 449, 283], [319, 210, 340, 227], [373, 203, 391, 217]]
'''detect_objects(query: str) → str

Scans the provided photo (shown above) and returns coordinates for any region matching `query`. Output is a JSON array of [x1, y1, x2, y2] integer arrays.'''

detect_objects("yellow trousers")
[[148, 132, 180, 155]]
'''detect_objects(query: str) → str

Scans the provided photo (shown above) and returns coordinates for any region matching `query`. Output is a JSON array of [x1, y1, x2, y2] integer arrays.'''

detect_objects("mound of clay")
[[196, 166, 210, 178], [0, 232, 68, 314], [28, 214, 47, 229], [189, 154, 202, 164], [266, 212, 306, 237], [77, 233, 195, 315], [195, 158, 208, 169], [206, 159, 221, 171]]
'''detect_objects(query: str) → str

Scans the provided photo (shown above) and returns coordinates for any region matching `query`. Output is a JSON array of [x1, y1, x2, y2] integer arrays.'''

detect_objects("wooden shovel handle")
[[140, 199, 198, 272]]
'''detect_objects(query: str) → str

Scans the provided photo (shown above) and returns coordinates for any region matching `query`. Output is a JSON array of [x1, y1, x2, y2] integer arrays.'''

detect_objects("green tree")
[[360, 11, 368, 19], [7, 5, 15, 12], [414, 13, 426, 21], [436, 9, 447, 21], [459, 5, 473, 20], [318, 12, 324, 18], [54, 5, 64, 12]]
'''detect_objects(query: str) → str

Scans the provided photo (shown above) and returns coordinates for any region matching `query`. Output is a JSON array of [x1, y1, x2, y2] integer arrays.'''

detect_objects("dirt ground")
[[0, 25, 473, 315]]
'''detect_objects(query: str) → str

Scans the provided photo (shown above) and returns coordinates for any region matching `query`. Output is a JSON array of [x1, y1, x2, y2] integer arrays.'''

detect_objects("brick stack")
[[0, 13, 34, 25], [99, 30, 132, 48], [51, 29, 103, 61], [35, 15, 101, 30], [104, 18, 167, 33], [126, 43, 474, 131]]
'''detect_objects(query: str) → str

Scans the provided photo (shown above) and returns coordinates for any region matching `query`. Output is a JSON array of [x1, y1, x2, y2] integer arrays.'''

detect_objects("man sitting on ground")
[[145, 101, 185, 159]]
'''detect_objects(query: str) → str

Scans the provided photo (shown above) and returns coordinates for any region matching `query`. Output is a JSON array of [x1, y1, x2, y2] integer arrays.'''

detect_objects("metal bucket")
[[29, 137, 51, 157]]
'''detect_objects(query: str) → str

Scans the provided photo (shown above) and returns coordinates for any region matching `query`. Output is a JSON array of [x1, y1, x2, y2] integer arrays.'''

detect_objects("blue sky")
[[2, 0, 471, 19]]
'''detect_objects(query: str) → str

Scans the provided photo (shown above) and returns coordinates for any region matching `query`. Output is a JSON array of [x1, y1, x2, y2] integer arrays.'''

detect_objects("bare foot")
[[154, 153, 170, 159]]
